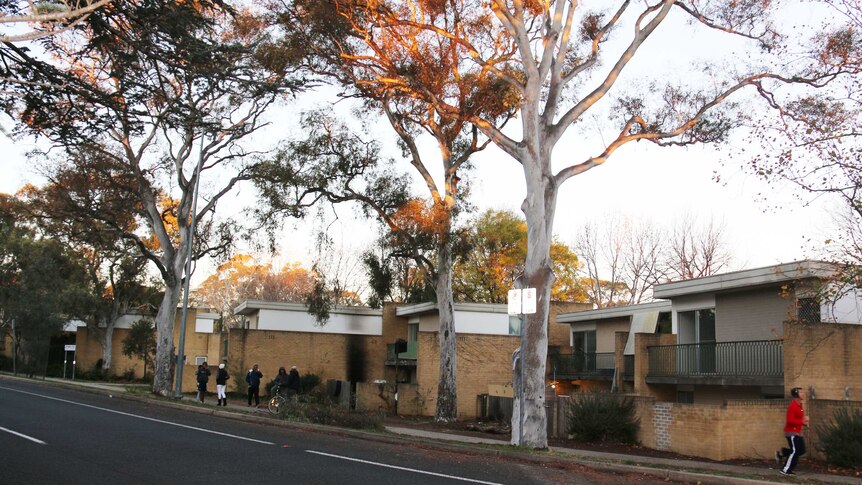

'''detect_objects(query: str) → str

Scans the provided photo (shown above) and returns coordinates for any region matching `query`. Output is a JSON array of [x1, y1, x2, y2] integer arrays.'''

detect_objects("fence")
[[648, 340, 783, 378], [550, 352, 615, 378]]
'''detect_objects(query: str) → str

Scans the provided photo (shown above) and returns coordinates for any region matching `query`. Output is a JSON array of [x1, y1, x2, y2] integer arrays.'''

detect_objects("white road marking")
[[306, 450, 504, 484], [0, 385, 274, 445], [0, 425, 46, 445]]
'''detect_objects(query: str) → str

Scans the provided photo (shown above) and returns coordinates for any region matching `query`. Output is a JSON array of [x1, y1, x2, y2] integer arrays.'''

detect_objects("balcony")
[[549, 351, 615, 380], [647, 339, 783, 386], [385, 340, 417, 366]]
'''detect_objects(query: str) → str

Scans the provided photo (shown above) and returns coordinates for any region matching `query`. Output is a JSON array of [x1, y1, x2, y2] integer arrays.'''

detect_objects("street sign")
[[507, 288, 537, 315], [507, 289, 522, 315], [522, 288, 536, 314], [64, 345, 76, 352]]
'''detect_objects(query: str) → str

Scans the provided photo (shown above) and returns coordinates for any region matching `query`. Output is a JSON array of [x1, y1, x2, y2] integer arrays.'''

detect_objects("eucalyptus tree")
[[3, 1, 300, 395], [260, 0, 518, 421], [20, 178, 162, 377], [743, 0, 861, 297], [0, 0, 114, 43], [291, 0, 850, 447]]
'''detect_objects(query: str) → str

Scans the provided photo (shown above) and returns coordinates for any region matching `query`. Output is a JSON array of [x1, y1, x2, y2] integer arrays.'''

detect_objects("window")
[[195, 356, 207, 366], [655, 312, 672, 334], [407, 322, 419, 342], [572, 330, 596, 354], [797, 297, 821, 324]]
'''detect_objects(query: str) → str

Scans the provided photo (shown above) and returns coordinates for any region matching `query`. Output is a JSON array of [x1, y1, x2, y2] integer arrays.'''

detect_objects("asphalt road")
[[0, 379, 674, 484]]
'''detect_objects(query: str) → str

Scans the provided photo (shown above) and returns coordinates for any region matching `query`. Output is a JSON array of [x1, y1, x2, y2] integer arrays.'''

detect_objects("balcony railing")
[[550, 351, 615, 379], [647, 339, 783, 379], [385, 340, 418, 366]]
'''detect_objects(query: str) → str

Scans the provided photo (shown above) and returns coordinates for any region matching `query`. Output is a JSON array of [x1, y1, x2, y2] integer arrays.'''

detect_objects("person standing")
[[195, 362, 211, 403], [286, 365, 301, 400], [216, 363, 230, 406], [776, 387, 809, 476], [246, 364, 263, 408], [273, 367, 289, 397]]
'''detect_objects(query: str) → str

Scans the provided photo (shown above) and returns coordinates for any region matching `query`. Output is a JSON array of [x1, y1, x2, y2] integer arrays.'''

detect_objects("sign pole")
[[519, 310, 525, 447], [508, 288, 536, 447]]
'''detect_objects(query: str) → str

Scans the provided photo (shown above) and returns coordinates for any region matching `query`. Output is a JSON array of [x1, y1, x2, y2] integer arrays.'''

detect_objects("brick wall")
[[784, 321, 862, 401], [561, 394, 789, 461], [354, 381, 422, 415], [225, 328, 386, 394], [633, 332, 676, 398], [75, 327, 144, 378], [73, 309, 221, 390], [417, 331, 520, 418]]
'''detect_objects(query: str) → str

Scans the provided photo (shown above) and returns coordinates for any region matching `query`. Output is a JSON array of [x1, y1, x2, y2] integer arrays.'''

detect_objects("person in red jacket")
[[775, 387, 809, 475]]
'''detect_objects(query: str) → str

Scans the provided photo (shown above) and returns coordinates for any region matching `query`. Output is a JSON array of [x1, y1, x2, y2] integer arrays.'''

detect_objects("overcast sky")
[[0, 1, 838, 288]]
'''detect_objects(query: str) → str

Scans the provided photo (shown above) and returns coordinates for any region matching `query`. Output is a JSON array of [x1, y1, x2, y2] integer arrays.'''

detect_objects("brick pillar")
[[634, 332, 676, 397], [614, 331, 627, 392]]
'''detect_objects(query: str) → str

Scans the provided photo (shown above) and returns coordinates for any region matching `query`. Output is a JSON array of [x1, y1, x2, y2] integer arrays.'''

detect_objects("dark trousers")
[[248, 386, 260, 406], [781, 434, 806, 473], [197, 383, 207, 402]]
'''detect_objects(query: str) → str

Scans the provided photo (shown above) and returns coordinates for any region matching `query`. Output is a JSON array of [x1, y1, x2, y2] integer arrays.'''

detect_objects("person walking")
[[195, 362, 211, 403], [776, 387, 809, 476], [246, 364, 263, 408], [216, 363, 230, 406], [285, 365, 301, 400]]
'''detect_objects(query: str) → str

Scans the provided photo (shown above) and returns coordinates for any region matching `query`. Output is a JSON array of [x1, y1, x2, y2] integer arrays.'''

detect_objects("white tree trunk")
[[151, 282, 181, 396], [434, 239, 458, 422], [511, 138, 558, 448], [101, 325, 114, 375], [100, 302, 121, 375]]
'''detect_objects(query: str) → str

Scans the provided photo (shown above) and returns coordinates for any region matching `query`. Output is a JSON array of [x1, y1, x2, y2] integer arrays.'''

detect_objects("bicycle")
[[268, 385, 287, 415]]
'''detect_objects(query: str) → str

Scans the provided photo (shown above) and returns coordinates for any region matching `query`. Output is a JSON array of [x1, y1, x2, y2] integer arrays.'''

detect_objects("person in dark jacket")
[[246, 364, 263, 408], [195, 362, 211, 403], [285, 366, 301, 400], [272, 367, 289, 397], [776, 387, 809, 475], [215, 363, 230, 406]]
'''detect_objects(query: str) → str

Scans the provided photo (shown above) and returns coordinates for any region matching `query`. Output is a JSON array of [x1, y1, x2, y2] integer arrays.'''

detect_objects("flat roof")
[[233, 300, 382, 317], [653, 260, 836, 299], [396, 302, 508, 317], [557, 300, 672, 323]]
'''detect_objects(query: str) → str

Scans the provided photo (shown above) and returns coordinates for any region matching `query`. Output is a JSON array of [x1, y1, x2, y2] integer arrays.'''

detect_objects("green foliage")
[[300, 373, 322, 394], [815, 407, 862, 469], [305, 277, 331, 325], [453, 209, 588, 303], [121, 319, 156, 381], [566, 393, 639, 444]]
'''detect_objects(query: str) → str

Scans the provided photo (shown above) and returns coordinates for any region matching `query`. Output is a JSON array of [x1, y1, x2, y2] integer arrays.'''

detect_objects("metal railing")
[[647, 339, 783, 378], [550, 351, 615, 377]]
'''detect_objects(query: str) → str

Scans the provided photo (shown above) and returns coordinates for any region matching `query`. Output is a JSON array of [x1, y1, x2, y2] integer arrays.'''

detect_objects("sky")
[[0, 1, 839, 289]]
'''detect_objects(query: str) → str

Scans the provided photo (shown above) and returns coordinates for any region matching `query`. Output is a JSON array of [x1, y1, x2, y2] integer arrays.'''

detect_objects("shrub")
[[815, 407, 862, 469], [301, 373, 322, 394], [277, 399, 383, 431], [119, 367, 137, 382], [566, 393, 639, 444]]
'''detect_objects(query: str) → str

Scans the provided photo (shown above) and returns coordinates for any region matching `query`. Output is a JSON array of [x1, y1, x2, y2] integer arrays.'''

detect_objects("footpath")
[[4, 374, 859, 485]]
